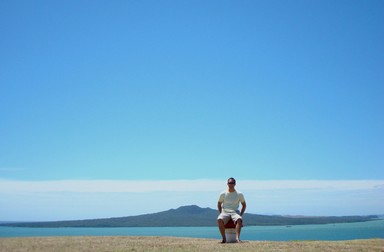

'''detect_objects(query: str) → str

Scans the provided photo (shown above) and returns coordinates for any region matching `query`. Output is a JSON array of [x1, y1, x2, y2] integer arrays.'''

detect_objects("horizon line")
[[2, 204, 383, 223]]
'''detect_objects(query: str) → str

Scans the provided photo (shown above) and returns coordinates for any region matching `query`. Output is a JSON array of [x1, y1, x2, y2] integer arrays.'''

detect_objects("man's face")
[[227, 179, 236, 188]]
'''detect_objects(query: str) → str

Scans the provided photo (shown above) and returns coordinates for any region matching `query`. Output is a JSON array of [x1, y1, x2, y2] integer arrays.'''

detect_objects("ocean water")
[[1, 220, 383, 241]]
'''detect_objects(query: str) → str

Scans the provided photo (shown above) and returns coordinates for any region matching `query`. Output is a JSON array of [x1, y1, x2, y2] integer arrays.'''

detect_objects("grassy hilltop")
[[1, 236, 384, 252]]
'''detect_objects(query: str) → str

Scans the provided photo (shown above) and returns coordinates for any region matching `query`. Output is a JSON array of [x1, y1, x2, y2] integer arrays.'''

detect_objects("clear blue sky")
[[1, 1, 383, 220]]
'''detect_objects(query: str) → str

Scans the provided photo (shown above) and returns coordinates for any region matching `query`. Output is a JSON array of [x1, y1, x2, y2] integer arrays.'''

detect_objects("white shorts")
[[217, 211, 242, 225]]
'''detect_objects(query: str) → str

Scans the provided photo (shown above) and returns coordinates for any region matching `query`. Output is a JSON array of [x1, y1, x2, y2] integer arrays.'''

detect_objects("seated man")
[[217, 177, 247, 243]]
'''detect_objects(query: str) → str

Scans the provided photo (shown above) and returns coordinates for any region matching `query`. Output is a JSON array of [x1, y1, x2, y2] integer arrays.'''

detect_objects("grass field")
[[0, 236, 383, 252]]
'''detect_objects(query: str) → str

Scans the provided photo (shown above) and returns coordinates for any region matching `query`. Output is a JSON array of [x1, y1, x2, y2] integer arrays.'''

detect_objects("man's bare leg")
[[235, 219, 243, 242], [217, 219, 226, 243]]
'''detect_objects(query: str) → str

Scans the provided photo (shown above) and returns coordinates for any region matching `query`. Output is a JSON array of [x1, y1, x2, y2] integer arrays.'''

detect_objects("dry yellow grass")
[[0, 236, 383, 252]]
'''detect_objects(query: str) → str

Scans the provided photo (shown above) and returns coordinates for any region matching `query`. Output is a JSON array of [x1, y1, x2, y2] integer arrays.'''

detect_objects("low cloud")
[[1, 178, 383, 221], [0, 167, 25, 172], [1, 179, 383, 193]]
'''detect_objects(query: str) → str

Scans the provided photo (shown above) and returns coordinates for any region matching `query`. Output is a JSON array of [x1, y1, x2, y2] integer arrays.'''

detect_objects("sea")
[[1, 220, 383, 241]]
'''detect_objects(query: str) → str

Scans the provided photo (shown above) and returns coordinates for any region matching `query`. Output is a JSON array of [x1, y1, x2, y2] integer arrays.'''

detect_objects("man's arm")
[[240, 201, 246, 216], [217, 201, 222, 213]]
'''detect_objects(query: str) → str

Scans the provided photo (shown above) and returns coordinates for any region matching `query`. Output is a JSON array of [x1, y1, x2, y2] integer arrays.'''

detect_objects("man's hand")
[[240, 201, 246, 216], [217, 201, 222, 213]]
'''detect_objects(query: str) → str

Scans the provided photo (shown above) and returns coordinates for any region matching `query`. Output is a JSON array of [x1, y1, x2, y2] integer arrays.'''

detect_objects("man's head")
[[227, 177, 236, 192], [227, 177, 236, 185]]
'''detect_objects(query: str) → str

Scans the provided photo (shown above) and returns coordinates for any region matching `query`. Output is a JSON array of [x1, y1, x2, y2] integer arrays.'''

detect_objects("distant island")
[[1, 205, 379, 228]]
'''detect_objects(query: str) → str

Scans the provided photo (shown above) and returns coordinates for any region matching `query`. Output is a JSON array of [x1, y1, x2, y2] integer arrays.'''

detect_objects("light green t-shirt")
[[218, 190, 245, 213]]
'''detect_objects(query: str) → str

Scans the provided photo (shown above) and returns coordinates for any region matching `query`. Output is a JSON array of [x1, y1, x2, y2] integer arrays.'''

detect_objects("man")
[[217, 177, 246, 243]]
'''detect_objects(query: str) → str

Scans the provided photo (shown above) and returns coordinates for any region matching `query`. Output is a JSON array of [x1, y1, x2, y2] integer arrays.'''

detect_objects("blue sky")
[[1, 0, 383, 221]]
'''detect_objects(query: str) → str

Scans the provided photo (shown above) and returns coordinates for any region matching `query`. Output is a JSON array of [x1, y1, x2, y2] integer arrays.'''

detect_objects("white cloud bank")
[[1, 179, 383, 221], [1, 179, 383, 193]]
